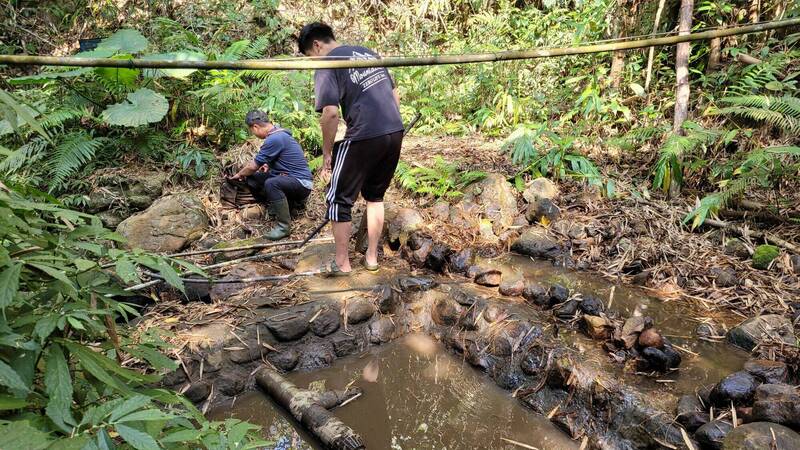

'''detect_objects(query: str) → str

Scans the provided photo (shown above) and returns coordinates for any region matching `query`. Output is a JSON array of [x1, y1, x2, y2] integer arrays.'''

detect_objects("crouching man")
[[228, 110, 313, 240]]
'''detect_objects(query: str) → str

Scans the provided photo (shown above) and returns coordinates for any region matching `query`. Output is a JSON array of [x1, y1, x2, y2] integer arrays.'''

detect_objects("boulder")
[[525, 198, 560, 224], [744, 359, 788, 384], [553, 299, 579, 321], [676, 394, 708, 432], [548, 284, 570, 304], [446, 248, 474, 273], [345, 299, 375, 324], [511, 228, 563, 260], [639, 346, 680, 373], [523, 177, 558, 205], [710, 371, 760, 407], [723, 422, 800, 449], [268, 349, 299, 371], [265, 311, 309, 341], [752, 244, 780, 270], [368, 317, 396, 344], [431, 201, 450, 220], [117, 193, 208, 252], [215, 372, 246, 396], [498, 278, 525, 296], [356, 204, 423, 251], [751, 384, 800, 429], [431, 298, 460, 326], [184, 381, 211, 403], [522, 282, 549, 307], [376, 285, 400, 314], [298, 343, 335, 370], [579, 296, 605, 316], [520, 346, 546, 375], [727, 315, 796, 351], [425, 243, 450, 272], [398, 276, 438, 292], [332, 335, 359, 357], [459, 173, 518, 234], [474, 269, 502, 287], [309, 306, 340, 337], [695, 420, 734, 450], [96, 210, 125, 229]]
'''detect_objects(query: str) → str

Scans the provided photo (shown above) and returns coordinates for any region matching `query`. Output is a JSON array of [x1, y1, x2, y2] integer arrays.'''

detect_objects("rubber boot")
[[265, 197, 292, 241]]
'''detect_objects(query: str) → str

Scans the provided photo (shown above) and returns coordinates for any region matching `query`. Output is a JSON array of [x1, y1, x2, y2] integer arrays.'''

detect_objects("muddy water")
[[210, 334, 577, 450], [482, 254, 750, 393]]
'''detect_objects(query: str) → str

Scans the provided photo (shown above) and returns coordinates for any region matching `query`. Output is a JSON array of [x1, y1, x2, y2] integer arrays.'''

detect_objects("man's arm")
[[229, 160, 262, 180], [320, 105, 339, 176], [393, 87, 400, 109]]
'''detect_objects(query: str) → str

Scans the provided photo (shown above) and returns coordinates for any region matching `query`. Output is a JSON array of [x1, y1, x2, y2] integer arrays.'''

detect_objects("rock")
[[639, 347, 673, 373], [695, 419, 734, 450], [498, 278, 525, 296], [583, 315, 613, 340], [210, 262, 270, 301], [552, 219, 587, 240], [484, 305, 506, 323], [493, 365, 525, 390], [523, 178, 558, 205], [265, 311, 309, 341], [489, 334, 512, 357], [525, 197, 560, 224], [791, 255, 800, 274], [182, 277, 211, 303], [405, 233, 433, 266], [618, 316, 648, 349], [210, 237, 264, 261], [676, 394, 708, 432], [460, 173, 519, 234], [511, 228, 563, 260], [553, 299, 579, 321], [161, 369, 187, 386], [117, 193, 208, 252], [431, 201, 450, 220], [522, 282, 550, 307], [723, 422, 800, 450], [332, 335, 359, 357], [579, 296, 605, 316], [96, 210, 125, 229], [345, 299, 375, 324], [752, 244, 780, 270], [638, 328, 664, 349], [710, 371, 760, 407], [398, 276, 438, 292], [474, 269, 502, 287], [724, 238, 751, 259], [431, 298, 460, 326], [663, 345, 682, 369], [446, 248, 474, 273], [216, 372, 246, 397], [549, 284, 570, 305], [727, 315, 796, 351], [520, 347, 546, 375], [425, 243, 450, 272], [696, 322, 722, 338], [751, 384, 800, 429], [267, 349, 300, 372], [309, 307, 340, 337], [228, 344, 265, 364], [298, 344, 335, 370], [184, 381, 211, 403], [385, 205, 424, 246], [452, 289, 481, 307], [744, 359, 788, 384], [376, 285, 400, 314], [368, 317, 396, 344], [710, 266, 738, 287]]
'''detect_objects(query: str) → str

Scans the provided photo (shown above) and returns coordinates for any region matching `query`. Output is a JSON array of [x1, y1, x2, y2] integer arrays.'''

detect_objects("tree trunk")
[[706, 37, 721, 72], [644, 0, 667, 91], [670, 0, 694, 198], [255, 367, 365, 450], [610, 50, 626, 88]]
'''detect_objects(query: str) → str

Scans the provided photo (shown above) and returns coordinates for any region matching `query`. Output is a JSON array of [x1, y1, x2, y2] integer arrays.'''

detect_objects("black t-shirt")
[[314, 45, 404, 142]]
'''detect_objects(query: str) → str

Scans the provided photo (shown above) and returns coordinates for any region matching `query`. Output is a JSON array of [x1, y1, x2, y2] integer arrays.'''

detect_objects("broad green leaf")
[[142, 52, 207, 79], [160, 429, 201, 443], [629, 82, 645, 97], [44, 344, 76, 431], [65, 341, 159, 385], [98, 29, 149, 54], [0, 395, 27, 410], [109, 395, 151, 422], [0, 102, 41, 136], [34, 315, 59, 342], [95, 64, 140, 88], [28, 263, 78, 297], [0, 262, 22, 309], [764, 81, 783, 91], [117, 408, 175, 423], [75, 47, 119, 59], [125, 345, 177, 371], [75, 258, 97, 271], [0, 420, 52, 450], [47, 435, 91, 450], [0, 358, 30, 394], [0, 90, 50, 142], [156, 260, 184, 293], [8, 68, 93, 85], [115, 423, 159, 450], [101, 88, 168, 127], [79, 398, 124, 427], [116, 257, 139, 284]]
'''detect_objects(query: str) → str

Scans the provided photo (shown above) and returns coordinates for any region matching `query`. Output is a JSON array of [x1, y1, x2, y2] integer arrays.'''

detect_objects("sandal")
[[362, 257, 379, 272], [320, 260, 352, 278]]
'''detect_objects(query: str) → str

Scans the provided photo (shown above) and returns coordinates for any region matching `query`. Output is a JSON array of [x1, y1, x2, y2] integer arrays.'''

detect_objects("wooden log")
[[703, 218, 800, 254], [255, 367, 365, 450]]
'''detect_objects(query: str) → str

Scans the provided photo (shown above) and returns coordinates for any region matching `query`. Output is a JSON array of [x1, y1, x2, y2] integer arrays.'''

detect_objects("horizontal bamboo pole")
[[1, 19, 798, 71]]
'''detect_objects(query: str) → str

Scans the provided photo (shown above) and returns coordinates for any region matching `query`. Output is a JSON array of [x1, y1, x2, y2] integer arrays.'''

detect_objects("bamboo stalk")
[[1, 19, 798, 71], [167, 237, 332, 258]]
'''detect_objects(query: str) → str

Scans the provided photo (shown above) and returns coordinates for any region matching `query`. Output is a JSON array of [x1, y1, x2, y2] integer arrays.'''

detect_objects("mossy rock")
[[752, 244, 780, 270]]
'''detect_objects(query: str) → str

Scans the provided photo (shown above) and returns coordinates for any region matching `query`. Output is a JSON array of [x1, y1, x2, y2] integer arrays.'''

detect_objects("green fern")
[[716, 95, 800, 135], [652, 122, 723, 193], [0, 137, 49, 173], [47, 131, 110, 191], [395, 157, 486, 199]]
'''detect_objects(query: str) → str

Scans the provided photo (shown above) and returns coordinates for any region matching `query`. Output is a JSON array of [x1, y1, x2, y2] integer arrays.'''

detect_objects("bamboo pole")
[[1, 19, 798, 71]]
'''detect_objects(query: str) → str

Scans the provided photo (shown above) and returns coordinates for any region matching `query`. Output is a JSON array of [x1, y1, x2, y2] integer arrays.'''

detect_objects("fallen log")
[[255, 367, 365, 450], [703, 218, 800, 254]]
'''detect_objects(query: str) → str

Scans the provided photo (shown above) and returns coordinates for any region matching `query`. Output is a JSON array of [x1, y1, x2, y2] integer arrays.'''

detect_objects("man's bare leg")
[[332, 220, 352, 272], [365, 201, 384, 266]]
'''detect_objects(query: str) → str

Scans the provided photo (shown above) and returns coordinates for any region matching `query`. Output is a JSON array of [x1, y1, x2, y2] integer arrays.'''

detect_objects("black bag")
[[219, 168, 268, 209]]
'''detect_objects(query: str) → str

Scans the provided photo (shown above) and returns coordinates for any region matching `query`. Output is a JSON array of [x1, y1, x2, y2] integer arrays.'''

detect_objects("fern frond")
[[718, 95, 800, 134], [47, 131, 110, 191], [652, 122, 722, 192], [0, 137, 49, 173]]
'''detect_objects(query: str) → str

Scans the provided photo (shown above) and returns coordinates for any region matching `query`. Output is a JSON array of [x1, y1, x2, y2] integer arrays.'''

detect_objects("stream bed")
[[209, 334, 577, 449]]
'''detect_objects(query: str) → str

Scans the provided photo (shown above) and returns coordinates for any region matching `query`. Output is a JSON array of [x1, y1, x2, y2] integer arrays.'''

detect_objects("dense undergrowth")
[[1, 0, 800, 447]]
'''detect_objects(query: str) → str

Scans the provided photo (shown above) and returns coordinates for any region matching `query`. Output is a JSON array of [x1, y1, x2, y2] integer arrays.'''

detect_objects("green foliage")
[[49, 131, 111, 191], [0, 184, 265, 448], [395, 156, 486, 199], [101, 88, 170, 127], [752, 244, 781, 269], [716, 95, 800, 135], [652, 122, 725, 194]]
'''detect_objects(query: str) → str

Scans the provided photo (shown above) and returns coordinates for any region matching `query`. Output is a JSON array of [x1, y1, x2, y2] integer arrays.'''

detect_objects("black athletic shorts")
[[326, 130, 403, 222]]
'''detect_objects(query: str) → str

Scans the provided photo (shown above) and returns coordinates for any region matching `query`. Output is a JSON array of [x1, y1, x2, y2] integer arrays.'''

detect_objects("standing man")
[[299, 22, 403, 275], [228, 110, 313, 240]]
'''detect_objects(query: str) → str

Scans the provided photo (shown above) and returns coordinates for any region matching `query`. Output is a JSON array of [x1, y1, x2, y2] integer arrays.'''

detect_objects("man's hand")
[[320, 151, 333, 183], [258, 165, 269, 173], [227, 173, 243, 181]]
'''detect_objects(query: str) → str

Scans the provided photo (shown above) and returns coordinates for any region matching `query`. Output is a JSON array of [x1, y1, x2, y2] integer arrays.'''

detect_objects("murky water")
[[483, 254, 750, 393], [210, 334, 578, 450]]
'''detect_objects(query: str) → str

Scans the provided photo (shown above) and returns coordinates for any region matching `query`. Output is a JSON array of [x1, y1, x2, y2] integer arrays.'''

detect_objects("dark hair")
[[297, 22, 335, 54], [245, 110, 270, 126]]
